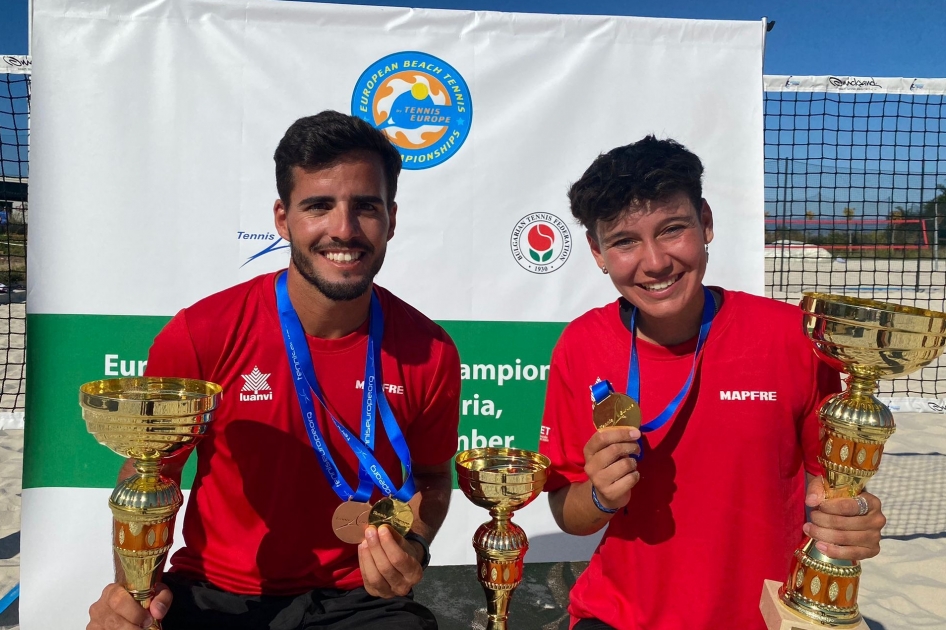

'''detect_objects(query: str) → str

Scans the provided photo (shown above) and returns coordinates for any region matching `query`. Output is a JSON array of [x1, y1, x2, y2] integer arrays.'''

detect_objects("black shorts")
[[573, 619, 616, 630], [162, 573, 438, 630]]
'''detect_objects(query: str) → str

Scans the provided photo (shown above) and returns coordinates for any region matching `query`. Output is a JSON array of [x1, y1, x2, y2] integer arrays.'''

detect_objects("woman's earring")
[[705, 243, 709, 262], [601, 267, 609, 275]]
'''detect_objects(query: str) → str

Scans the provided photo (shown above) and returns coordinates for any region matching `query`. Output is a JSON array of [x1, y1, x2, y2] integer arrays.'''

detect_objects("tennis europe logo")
[[510, 213, 572, 274], [351, 51, 472, 170]]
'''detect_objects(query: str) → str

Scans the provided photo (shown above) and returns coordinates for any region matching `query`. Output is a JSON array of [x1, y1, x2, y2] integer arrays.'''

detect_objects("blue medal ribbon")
[[591, 286, 716, 454], [590, 380, 615, 405], [276, 272, 416, 503], [628, 285, 715, 433]]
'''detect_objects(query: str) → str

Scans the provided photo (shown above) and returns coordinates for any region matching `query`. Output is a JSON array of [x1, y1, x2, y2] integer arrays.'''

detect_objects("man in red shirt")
[[539, 136, 887, 629], [87, 111, 461, 630]]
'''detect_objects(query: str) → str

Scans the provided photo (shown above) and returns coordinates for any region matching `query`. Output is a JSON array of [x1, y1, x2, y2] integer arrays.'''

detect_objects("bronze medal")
[[592, 392, 642, 431], [368, 497, 414, 537], [332, 501, 372, 544]]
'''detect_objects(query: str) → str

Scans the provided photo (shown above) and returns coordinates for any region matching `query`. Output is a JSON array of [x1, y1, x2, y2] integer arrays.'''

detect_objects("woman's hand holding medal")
[[582, 427, 642, 512]]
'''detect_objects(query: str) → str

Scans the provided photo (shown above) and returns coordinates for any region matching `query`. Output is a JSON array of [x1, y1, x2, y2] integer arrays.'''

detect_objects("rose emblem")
[[527, 224, 556, 263]]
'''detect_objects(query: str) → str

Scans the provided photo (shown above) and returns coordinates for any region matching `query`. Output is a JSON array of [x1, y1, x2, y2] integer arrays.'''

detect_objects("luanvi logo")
[[827, 76, 881, 91], [241, 367, 273, 402]]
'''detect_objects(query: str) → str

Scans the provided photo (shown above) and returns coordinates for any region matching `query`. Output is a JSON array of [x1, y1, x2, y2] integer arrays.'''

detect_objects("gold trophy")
[[80, 377, 222, 630], [764, 293, 946, 629], [455, 447, 551, 630]]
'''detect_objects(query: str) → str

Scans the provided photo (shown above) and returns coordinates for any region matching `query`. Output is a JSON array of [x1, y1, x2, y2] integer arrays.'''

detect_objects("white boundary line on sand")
[[0, 412, 24, 430]]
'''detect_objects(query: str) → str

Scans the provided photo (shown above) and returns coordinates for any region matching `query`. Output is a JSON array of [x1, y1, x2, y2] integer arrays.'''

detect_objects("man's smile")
[[321, 250, 366, 264]]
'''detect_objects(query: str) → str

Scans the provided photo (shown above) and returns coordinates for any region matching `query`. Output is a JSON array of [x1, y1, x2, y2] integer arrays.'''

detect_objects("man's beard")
[[290, 241, 386, 301]]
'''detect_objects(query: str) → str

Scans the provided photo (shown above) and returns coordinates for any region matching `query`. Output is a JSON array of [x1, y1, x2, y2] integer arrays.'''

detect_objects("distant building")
[[0, 176, 28, 226]]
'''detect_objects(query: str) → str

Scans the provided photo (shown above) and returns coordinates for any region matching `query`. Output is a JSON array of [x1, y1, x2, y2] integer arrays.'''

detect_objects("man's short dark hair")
[[568, 135, 704, 235], [274, 110, 402, 206]]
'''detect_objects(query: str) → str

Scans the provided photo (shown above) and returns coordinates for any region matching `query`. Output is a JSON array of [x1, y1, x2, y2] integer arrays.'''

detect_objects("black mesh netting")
[[0, 69, 29, 413], [764, 87, 946, 398]]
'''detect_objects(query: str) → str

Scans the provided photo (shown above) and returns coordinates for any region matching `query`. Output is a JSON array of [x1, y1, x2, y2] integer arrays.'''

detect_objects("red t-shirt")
[[539, 289, 840, 630], [145, 271, 461, 595]]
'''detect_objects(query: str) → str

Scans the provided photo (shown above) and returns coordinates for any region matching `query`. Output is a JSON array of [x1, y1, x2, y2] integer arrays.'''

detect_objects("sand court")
[[0, 428, 22, 630]]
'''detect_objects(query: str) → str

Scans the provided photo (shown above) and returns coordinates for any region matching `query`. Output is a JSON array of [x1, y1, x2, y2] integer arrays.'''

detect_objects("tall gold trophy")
[[80, 377, 222, 630], [769, 293, 946, 628], [455, 447, 550, 630]]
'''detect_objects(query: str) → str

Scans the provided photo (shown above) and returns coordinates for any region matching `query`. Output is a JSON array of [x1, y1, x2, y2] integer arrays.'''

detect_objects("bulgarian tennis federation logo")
[[510, 213, 572, 274], [351, 51, 472, 170]]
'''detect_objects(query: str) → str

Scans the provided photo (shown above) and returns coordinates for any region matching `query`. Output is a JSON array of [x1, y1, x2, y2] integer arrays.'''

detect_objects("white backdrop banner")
[[28, 0, 765, 319], [24, 1, 764, 627]]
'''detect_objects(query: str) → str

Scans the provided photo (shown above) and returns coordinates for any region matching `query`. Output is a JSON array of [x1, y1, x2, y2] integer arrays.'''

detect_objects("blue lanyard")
[[629, 286, 716, 433], [275, 272, 416, 503]]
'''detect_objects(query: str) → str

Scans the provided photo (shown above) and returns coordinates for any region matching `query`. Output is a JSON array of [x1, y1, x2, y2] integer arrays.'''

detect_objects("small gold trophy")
[[766, 293, 946, 629], [80, 377, 222, 630], [455, 447, 550, 630]]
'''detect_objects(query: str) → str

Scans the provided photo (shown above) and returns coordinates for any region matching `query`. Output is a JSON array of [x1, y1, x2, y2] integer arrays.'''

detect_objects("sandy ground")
[[0, 301, 26, 414], [765, 257, 946, 399], [0, 429, 21, 630], [1, 412, 945, 629]]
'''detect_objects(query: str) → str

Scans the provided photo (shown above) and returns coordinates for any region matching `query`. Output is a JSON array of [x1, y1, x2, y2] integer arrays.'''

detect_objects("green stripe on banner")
[[24, 314, 174, 490], [440, 320, 565, 457], [24, 314, 566, 489]]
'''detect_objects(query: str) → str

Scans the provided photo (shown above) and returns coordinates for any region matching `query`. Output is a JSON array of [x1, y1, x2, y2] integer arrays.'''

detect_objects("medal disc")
[[592, 392, 642, 430], [368, 497, 414, 537], [332, 501, 372, 544]]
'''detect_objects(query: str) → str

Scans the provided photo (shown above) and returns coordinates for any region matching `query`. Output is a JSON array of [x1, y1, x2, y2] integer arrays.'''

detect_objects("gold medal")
[[592, 392, 642, 431], [332, 501, 372, 544], [368, 496, 414, 537]]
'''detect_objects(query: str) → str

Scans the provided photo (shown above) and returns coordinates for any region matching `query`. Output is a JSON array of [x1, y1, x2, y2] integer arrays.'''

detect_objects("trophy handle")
[[473, 509, 529, 630], [110, 454, 182, 630], [778, 374, 894, 626], [818, 374, 894, 500]]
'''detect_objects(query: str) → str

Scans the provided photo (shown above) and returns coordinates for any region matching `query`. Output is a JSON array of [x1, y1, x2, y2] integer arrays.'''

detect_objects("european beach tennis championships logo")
[[352, 51, 472, 169], [510, 214, 572, 274]]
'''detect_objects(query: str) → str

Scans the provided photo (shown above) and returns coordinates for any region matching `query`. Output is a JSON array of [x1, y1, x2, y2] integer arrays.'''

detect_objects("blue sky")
[[1, 0, 945, 77], [2, 0, 944, 217]]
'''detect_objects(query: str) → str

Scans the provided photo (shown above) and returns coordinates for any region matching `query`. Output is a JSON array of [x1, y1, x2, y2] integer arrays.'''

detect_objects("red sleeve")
[[799, 355, 843, 477], [539, 338, 592, 493], [143, 309, 203, 380], [141, 310, 203, 469], [406, 333, 461, 467]]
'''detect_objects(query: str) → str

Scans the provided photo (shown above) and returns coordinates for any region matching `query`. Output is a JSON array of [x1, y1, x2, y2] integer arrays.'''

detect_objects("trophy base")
[[761, 581, 869, 630]]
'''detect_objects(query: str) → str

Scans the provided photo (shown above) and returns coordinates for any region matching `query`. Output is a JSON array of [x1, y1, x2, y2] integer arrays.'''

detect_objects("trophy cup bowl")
[[80, 377, 222, 630], [775, 293, 946, 627], [455, 447, 550, 630]]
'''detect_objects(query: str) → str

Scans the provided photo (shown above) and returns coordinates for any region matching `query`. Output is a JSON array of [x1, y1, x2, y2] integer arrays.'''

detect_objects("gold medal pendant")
[[368, 497, 414, 537], [332, 501, 373, 544], [592, 392, 642, 431]]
